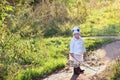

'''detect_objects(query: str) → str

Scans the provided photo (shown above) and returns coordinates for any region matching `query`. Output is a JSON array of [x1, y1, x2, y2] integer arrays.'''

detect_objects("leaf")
[[6, 5, 13, 11]]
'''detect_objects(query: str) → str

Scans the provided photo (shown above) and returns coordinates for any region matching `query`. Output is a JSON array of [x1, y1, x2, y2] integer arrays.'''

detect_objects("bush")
[[43, 26, 61, 37]]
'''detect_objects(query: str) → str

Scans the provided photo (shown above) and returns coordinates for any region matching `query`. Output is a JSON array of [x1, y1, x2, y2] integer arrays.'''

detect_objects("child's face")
[[74, 33, 80, 39]]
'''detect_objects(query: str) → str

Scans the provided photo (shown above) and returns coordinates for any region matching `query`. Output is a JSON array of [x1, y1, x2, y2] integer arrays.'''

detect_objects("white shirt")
[[70, 37, 86, 54]]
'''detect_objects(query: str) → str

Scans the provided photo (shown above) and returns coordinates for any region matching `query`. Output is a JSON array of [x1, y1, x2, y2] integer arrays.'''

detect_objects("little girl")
[[70, 26, 86, 75]]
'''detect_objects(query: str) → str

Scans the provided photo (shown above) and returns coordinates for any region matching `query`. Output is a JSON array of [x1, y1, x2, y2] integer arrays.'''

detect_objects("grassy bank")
[[110, 59, 120, 80], [95, 59, 120, 80], [1, 37, 115, 80]]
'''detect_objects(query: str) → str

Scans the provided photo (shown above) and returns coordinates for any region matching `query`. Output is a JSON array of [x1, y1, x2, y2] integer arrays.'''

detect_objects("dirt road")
[[43, 41, 120, 80]]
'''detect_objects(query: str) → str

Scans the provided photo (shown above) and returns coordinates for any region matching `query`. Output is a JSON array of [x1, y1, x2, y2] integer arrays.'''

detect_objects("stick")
[[81, 63, 98, 72], [73, 56, 98, 72]]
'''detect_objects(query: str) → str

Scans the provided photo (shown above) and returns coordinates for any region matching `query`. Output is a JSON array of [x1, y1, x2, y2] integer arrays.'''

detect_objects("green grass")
[[0, 35, 116, 80], [16, 58, 66, 80], [84, 38, 115, 51], [15, 38, 114, 80], [80, 24, 120, 37], [70, 0, 120, 37]]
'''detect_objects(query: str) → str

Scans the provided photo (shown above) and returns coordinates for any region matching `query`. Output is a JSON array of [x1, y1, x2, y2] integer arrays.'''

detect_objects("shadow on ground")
[[70, 74, 79, 80]]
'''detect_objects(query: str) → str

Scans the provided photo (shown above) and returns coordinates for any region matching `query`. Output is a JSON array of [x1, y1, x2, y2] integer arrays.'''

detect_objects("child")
[[70, 26, 86, 75]]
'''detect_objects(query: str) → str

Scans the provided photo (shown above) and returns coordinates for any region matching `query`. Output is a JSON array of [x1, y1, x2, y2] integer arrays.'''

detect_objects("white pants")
[[69, 54, 84, 68]]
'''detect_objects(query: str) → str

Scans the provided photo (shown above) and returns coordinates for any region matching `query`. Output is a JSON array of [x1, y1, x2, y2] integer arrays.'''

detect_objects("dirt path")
[[83, 36, 120, 40], [42, 40, 120, 80]]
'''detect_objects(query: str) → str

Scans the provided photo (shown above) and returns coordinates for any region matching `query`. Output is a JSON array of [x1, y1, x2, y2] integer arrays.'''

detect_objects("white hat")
[[72, 26, 80, 35]]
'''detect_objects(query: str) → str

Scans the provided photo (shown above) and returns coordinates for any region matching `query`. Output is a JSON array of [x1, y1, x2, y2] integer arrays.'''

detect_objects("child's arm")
[[70, 39, 74, 58], [83, 52, 86, 59], [83, 42, 87, 59]]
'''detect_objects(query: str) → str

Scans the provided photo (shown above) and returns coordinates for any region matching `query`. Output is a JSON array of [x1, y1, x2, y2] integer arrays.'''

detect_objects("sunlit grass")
[[1, 36, 116, 80], [16, 58, 66, 80]]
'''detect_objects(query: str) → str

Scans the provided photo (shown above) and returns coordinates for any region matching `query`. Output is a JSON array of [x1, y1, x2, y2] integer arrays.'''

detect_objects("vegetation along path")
[[41, 36, 120, 80]]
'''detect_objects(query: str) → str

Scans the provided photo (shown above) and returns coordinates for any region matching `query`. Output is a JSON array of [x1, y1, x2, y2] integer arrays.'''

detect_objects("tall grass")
[[97, 58, 120, 80], [105, 59, 120, 80], [111, 59, 120, 80], [2, 37, 114, 80]]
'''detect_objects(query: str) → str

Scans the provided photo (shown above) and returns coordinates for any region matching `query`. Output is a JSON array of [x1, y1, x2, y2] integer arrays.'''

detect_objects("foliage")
[[80, 0, 120, 36], [0, 0, 120, 80], [1, 0, 120, 38], [0, 34, 115, 80], [84, 38, 115, 51], [111, 59, 120, 80]]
